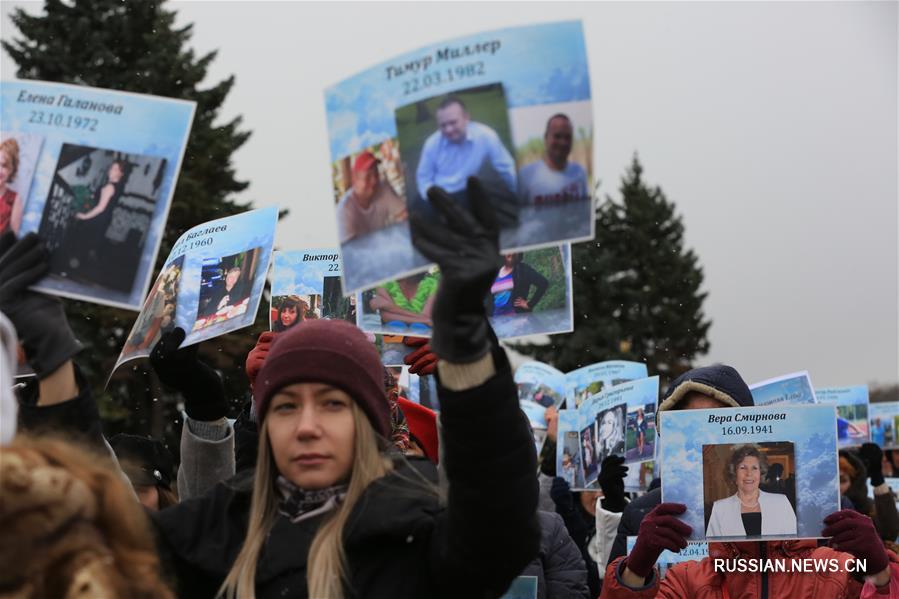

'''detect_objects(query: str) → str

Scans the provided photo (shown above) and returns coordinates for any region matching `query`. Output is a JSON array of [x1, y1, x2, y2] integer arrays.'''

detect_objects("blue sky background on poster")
[[660, 405, 839, 541], [173, 206, 276, 346], [749, 371, 817, 406], [325, 21, 589, 160], [816, 385, 869, 407], [0, 80, 195, 310], [515, 362, 567, 401], [113, 206, 277, 371], [271, 249, 342, 297], [565, 361, 649, 406]]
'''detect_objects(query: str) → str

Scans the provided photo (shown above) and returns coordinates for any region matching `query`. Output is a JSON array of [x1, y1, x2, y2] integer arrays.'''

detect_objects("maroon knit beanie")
[[253, 319, 391, 438]]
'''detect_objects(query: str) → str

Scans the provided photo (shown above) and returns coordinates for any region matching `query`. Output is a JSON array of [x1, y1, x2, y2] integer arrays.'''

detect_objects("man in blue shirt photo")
[[415, 96, 517, 200]]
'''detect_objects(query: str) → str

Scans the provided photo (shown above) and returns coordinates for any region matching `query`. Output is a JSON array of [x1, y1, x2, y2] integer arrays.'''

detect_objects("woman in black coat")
[[152, 179, 540, 599]]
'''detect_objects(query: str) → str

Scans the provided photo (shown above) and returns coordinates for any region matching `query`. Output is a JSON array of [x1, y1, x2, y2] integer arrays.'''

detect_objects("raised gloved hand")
[[150, 327, 225, 421], [597, 455, 629, 512], [403, 336, 437, 375], [245, 331, 276, 390], [823, 509, 890, 575], [0, 232, 82, 378], [550, 476, 575, 512], [626, 503, 691, 579], [409, 178, 502, 363], [859, 443, 886, 487]]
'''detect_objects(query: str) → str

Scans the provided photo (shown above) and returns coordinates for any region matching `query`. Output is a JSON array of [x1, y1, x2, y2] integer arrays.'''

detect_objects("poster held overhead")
[[113, 206, 277, 373], [356, 244, 574, 340], [325, 21, 594, 293], [749, 371, 817, 406], [816, 385, 870, 448], [1, 80, 195, 310], [556, 376, 659, 491]]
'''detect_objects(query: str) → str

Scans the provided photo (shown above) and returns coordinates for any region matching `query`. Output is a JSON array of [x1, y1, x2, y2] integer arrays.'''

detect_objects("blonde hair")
[[219, 402, 393, 599]]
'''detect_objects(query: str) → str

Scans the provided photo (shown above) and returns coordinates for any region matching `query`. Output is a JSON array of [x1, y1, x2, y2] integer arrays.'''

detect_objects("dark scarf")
[[276, 476, 347, 524]]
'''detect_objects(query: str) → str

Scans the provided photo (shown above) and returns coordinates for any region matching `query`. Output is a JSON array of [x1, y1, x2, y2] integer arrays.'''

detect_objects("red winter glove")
[[626, 503, 692, 578], [823, 509, 890, 575], [246, 331, 276, 389], [403, 336, 437, 375]]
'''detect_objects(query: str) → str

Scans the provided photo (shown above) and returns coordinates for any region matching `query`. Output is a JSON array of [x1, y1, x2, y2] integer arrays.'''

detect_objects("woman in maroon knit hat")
[[152, 179, 540, 599]]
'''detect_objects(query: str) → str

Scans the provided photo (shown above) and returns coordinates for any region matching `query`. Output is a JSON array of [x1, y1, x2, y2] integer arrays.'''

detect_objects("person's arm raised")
[[410, 178, 540, 596]]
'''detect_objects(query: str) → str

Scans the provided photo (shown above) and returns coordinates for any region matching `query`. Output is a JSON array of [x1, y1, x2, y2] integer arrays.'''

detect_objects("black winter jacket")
[[153, 347, 540, 599], [521, 511, 591, 599]]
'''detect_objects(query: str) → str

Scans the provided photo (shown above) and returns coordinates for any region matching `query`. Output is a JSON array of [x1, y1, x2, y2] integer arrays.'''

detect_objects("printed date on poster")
[[28, 111, 99, 131], [402, 62, 486, 96], [721, 425, 775, 436]]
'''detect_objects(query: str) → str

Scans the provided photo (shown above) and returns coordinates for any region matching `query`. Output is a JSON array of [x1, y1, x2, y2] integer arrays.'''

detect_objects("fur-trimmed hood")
[[657, 364, 753, 431]]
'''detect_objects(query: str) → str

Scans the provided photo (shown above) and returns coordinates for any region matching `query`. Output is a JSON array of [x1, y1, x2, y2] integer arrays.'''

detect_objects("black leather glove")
[[550, 476, 575, 512], [597, 455, 629, 512], [0, 232, 82, 378], [410, 178, 502, 363], [150, 327, 226, 421], [859, 443, 886, 487]]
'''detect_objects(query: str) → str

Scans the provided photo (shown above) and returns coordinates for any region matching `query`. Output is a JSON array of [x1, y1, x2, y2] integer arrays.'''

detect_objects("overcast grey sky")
[[3, 1, 897, 388]]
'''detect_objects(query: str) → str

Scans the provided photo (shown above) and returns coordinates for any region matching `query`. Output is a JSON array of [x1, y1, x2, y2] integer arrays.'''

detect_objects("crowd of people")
[[1, 178, 899, 598]]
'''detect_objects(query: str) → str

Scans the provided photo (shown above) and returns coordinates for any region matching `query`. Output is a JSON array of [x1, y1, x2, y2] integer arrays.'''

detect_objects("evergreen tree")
[[3, 0, 260, 452], [513, 156, 711, 388]]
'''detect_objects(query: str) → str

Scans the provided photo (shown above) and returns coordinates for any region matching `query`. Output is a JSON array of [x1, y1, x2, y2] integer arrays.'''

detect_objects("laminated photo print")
[[372, 334, 416, 367], [816, 385, 870, 448], [0, 131, 43, 236], [515, 361, 566, 409], [356, 244, 573, 340], [869, 401, 899, 450], [660, 405, 840, 542], [625, 537, 708, 579], [749, 371, 817, 406], [114, 207, 277, 372], [270, 250, 355, 333], [565, 360, 649, 409], [624, 460, 658, 493], [399, 366, 440, 412], [325, 21, 594, 293], [557, 376, 659, 491], [1, 80, 195, 309]]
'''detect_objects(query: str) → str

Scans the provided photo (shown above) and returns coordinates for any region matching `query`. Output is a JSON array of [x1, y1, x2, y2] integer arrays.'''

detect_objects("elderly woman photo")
[[706, 444, 797, 537]]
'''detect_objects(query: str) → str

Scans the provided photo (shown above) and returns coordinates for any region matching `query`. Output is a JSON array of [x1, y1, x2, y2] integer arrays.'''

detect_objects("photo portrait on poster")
[[357, 244, 573, 340], [113, 206, 277, 373], [269, 250, 355, 333], [193, 247, 260, 331], [515, 361, 566, 409], [749, 371, 817, 406], [817, 385, 870, 448], [624, 460, 658, 493], [660, 404, 840, 542], [374, 334, 415, 367], [595, 403, 626, 463], [558, 414, 585, 488], [324, 21, 593, 293], [565, 360, 649, 409], [702, 442, 797, 538], [557, 376, 659, 491], [0, 131, 43, 236], [396, 83, 519, 230], [121, 255, 183, 356], [869, 402, 899, 450], [2, 80, 195, 310]]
